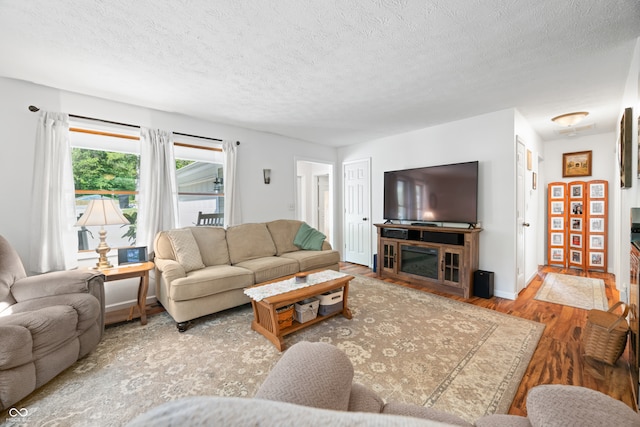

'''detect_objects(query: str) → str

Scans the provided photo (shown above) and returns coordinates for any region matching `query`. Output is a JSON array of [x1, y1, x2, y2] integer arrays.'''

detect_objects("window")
[[174, 141, 224, 227], [70, 123, 140, 252], [70, 123, 224, 254]]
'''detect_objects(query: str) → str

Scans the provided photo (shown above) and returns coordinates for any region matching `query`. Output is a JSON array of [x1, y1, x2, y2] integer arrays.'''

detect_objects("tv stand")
[[375, 223, 481, 299]]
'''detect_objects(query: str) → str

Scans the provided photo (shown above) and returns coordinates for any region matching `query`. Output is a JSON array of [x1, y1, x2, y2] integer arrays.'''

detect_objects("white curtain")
[[223, 140, 241, 226], [137, 128, 178, 252], [29, 112, 78, 272]]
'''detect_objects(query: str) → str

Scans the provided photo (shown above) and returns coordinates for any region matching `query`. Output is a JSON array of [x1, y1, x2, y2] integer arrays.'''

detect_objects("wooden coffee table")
[[247, 271, 354, 351]]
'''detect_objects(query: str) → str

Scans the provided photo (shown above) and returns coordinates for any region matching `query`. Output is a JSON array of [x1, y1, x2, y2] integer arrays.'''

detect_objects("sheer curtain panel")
[[223, 140, 241, 226], [137, 128, 178, 252], [29, 112, 78, 272]]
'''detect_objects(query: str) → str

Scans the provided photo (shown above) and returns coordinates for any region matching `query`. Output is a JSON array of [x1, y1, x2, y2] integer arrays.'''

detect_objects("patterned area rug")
[[3, 275, 544, 426], [535, 273, 608, 310]]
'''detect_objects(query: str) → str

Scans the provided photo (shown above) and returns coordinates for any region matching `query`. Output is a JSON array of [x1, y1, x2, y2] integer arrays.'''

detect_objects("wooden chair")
[[196, 212, 223, 226]]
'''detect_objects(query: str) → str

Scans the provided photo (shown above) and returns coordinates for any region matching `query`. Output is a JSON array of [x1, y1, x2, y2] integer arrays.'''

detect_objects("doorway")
[[516, 137, 527, 294], [343, 158, 371, 266], [296, 160, 334, 245]]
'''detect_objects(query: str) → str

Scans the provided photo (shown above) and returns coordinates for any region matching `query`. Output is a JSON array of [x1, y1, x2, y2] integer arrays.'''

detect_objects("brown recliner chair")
[[0, 235, 105, 411]]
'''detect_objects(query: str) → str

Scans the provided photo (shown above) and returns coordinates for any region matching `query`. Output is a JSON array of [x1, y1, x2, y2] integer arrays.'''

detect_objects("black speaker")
[[473, 270, 494, 298]]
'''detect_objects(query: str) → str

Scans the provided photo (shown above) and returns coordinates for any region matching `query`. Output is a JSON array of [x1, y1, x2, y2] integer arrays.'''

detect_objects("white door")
[[516, 138, 528, 294], [343, 159, 371, 266], [317, 174, 330, 241]]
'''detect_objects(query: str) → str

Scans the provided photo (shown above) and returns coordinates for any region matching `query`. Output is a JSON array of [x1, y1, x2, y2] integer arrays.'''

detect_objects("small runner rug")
[[4, 274, 544, 426], [535, 273, 608, 310]]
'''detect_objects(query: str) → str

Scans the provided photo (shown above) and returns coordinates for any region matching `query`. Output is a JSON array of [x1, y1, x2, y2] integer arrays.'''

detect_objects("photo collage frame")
[[547, 180, 608, 271]]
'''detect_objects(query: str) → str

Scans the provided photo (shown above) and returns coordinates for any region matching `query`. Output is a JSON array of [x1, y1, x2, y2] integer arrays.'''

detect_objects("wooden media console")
[[375, 224, 481, 298]]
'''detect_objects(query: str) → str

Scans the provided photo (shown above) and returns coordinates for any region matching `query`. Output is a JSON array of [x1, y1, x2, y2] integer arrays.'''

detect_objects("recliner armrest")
[[0, 324, 33, 370], [11, 270, 103, 302]]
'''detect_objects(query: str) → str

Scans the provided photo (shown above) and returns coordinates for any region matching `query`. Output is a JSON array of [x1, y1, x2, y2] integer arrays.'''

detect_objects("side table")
[[101, 261, 155, 325]]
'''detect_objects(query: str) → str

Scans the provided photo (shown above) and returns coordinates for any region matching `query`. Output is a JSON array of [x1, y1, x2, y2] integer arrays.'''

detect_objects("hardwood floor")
[[106, 262, 636, 415], [339, 261, 636, 416]]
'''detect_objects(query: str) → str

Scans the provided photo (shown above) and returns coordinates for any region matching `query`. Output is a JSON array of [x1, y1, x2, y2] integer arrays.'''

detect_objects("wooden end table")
[[247, 271, 354, 351], [101, 261, 154, 325]]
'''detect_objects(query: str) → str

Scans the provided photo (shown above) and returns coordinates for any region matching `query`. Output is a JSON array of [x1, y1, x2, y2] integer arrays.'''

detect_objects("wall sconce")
[[263, 169, 271, 184]]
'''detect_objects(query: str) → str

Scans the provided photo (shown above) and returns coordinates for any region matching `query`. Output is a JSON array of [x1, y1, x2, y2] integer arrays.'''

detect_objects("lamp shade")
[[75, 199, 130, 227]]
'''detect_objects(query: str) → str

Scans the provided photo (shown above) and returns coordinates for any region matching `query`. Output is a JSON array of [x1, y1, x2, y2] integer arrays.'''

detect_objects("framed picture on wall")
[[563, 151, 592, 177], [620, 107, 633, 188]]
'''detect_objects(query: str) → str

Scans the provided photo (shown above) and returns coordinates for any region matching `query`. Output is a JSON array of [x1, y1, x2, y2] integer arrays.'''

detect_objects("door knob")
[[523, 222, 530, 227], [362, 217, 368, 221]]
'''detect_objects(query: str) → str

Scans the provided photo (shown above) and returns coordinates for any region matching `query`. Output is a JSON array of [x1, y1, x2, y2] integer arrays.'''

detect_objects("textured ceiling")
[[0, 1, 638, 146]]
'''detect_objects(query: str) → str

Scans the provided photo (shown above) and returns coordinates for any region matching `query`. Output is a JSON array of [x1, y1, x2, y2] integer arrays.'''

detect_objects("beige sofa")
[[0, 235, 105, 411], [154, 220, 340, 332], [127, 341, 640, 426]]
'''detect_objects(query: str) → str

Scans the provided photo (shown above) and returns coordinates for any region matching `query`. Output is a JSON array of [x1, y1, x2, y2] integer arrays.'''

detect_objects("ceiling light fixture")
[[551, 112, 589, 127]]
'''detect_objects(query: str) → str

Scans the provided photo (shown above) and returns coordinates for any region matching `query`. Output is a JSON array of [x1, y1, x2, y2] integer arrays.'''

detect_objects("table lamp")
[[75, 198, 130, 269]]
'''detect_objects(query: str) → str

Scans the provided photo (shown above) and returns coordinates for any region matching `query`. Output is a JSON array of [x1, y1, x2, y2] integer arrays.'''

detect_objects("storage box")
[[317, 288, 344, 316], [276, 304, 294, 329], [294, 297, 319, 323]]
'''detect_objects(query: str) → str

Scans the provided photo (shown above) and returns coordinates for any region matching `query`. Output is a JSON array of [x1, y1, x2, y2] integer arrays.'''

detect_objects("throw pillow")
[[293, 222, 326, 251], [165, 229, 205, 272]]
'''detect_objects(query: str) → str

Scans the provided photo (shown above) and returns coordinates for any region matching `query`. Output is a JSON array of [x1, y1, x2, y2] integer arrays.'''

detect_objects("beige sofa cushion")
[[280, 250, 340, 272], [164, 229, 205, 272], [187, 226, 230, 266], [226, 223, 277, 265], [169, 265, 254, 302], [234, 257, 299, 283], [266, 220, 303, 255]]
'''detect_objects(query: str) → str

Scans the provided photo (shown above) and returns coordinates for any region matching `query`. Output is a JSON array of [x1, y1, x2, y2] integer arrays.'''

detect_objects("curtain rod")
[[28, 105, 240, 145]]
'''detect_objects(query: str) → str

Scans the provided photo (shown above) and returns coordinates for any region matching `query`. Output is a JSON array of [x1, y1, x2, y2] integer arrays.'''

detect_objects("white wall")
[[515, 110, 545, 282], [541, 132, 618, 272], [0, 77, 338, 311], [616, 37, 640, 298], [338, 109, 521, 299]]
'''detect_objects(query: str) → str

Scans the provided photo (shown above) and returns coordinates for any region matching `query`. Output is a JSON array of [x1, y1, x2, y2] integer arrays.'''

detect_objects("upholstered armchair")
[[0, 235, 105, 411]]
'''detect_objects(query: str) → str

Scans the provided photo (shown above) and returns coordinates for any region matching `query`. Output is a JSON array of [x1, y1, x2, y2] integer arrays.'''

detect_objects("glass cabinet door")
[[443, 248, 462, 285]]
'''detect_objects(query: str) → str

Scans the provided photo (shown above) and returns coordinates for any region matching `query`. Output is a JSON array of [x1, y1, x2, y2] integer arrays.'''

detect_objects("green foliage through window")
[[72, 148, 139, 191]]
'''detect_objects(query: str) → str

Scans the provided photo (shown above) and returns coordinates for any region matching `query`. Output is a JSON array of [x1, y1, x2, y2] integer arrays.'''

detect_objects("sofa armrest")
[[322, 241, 332, 250], [154, 258, 186, 283], [11, 269, 103, 303]]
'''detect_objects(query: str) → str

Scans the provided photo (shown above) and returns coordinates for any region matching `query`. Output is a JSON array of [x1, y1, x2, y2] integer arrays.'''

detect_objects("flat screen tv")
[[383, 161, 478, 225]]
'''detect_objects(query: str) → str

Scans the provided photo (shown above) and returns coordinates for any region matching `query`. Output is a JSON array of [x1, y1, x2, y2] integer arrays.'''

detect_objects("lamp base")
[[95, 227, 113, 269]]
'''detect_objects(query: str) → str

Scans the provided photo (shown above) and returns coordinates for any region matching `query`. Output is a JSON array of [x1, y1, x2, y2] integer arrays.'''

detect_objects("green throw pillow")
[[293, 222, 326, 251]]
